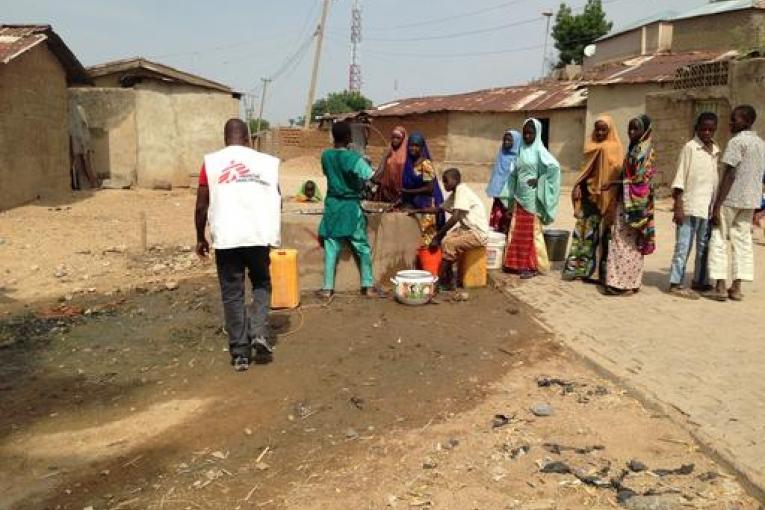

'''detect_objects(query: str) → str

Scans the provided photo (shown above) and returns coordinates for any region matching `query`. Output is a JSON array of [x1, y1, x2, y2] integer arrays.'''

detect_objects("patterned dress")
[[605, 204, 644, 290], [410, 159, 439, 246]]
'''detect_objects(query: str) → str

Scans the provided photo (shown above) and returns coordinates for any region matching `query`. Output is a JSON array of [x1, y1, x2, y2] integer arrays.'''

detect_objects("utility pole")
[[255, 77, 271, 134], [254, 78, 271, 150], [349, 0, 362, 92], [303, 0, 331, 129], [541, 11, 554, 78]]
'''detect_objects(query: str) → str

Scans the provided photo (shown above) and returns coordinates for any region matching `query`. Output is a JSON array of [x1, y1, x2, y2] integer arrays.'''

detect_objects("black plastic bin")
[[543, 229, 570, 262]]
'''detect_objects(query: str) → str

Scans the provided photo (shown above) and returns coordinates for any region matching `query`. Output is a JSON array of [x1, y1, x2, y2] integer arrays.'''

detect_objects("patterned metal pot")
[[390, 270, 438, 306]]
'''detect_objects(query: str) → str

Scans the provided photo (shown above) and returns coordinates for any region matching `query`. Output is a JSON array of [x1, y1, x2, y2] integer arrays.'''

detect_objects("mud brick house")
[[0, 24, 91, 210]]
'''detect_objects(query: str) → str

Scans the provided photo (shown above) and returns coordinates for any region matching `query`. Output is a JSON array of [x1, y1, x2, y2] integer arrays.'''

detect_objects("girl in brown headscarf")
[[562, 115, 624, 281], [373, 126, 408, 203]]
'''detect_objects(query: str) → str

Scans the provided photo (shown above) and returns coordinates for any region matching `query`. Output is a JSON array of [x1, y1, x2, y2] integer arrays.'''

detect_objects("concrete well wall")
[[281, 211, 422, 291], [0, 44, 69, 210]]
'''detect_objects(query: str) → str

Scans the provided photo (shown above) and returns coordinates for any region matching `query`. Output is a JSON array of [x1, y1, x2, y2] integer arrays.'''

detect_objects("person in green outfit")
[[317, 121, 387, 299]]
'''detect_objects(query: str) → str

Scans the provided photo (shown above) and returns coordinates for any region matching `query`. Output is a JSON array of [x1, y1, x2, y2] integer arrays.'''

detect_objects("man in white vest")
[[195, 118, 281, 372]]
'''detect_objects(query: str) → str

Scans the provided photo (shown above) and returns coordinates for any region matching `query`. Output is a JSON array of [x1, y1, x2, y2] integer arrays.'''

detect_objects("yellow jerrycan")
[[460, 246, 487, 288], [270, 249, 300, 309]]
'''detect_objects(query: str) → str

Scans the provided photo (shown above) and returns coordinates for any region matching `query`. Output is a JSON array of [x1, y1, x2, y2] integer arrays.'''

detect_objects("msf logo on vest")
[[218, 161, 252, 184]]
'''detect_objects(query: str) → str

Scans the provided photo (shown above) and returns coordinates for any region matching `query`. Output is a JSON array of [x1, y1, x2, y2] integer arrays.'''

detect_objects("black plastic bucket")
[[543, 229, 570, 262]]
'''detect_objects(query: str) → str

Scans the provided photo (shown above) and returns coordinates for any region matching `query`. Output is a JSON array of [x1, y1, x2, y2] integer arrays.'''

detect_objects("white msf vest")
[[204, 145, 281, 250]]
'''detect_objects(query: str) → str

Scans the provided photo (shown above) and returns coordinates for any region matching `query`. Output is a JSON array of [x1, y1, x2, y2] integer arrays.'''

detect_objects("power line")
[[365, 0, 529, 32], [361, 17, 543, 43], [363, 44, 543, 59]]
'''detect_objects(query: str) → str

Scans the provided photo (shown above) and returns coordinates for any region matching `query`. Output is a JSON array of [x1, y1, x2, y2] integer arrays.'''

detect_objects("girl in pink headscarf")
[[373, 126, 408, 203]]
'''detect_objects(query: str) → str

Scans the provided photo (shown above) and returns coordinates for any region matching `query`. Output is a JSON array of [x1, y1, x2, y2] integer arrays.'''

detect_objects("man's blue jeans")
[[669, 215, 710, 286]]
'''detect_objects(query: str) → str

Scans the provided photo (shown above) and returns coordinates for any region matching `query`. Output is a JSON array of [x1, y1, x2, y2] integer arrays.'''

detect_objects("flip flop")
[[667, 287, 700, 300], [361, 287, 389, 299], [703, 290, 728, 302], [315, 289, 334, 300]]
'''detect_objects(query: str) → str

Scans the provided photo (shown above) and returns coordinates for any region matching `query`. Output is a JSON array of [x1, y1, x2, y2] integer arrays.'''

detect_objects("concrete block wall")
[[646, 95, 695, 187]]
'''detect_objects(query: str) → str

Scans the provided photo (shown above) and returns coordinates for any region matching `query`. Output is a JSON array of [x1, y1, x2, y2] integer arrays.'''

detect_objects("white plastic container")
[[486, 231, 507, 270]]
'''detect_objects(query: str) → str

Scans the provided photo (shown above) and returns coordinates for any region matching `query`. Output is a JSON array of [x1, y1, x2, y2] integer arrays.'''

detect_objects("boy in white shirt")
[[414, 168, 489, 289], [668, 112, 720, 298]]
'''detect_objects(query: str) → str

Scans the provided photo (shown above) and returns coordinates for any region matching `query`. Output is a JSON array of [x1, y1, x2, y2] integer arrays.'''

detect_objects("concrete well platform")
[[281, 210, 422, 292]]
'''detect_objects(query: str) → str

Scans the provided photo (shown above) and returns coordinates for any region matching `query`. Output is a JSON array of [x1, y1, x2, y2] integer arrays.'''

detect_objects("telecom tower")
[[349, 0, 362, 92]]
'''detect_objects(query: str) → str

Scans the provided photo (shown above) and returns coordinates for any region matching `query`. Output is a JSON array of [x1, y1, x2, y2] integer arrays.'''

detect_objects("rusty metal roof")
[[0, 25, 91, 85], [370, 82, 587, 117], [88, 57, 237, 95], [582, 51, 737, 85]]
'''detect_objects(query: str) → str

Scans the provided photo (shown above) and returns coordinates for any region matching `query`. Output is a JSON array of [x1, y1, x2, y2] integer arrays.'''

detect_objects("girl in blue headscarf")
[[503, 118, 561, 278], [401, 132, 445, 246], [486, 129, 522, 234]]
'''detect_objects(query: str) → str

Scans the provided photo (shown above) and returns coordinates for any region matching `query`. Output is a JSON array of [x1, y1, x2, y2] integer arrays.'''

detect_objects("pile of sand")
[[280, 156, 323, 176]]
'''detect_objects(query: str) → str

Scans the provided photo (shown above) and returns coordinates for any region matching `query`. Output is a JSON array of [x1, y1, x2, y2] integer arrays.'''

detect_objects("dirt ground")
[[0, 283, 758, 509], [0, 189, 761, 509]]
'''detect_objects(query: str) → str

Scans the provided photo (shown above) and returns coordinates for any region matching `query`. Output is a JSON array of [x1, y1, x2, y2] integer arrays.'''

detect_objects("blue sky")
[[6, 0, 707, 123]]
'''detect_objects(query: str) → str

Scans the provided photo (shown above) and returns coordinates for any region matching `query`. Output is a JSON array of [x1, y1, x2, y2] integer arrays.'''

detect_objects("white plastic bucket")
[[486, 231, 507, 270]]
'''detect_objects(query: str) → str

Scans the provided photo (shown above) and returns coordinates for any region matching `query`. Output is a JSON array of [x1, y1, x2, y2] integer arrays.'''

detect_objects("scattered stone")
[[536, 376, 576, 394], [30, 265, 40, 272], [164, 281, 179, 291], [539, 460, 571, 474], [255, 462, 270, 471], [104, 245, 126, 254], [422, 457, 438, 469], [506, 306, 520, 315], [54, 265, 68, 278], [652, 463, 694, 477], [441, 438, 459, 450], [530, 403, 554, 417], [0, 238, 5, 245], [177, 245, 193, 253], [698, 471, 720, 482], [344, 428, 359, 440], [572, 468, 611, 488], [628, 459, 649, 473], [492, 413, 513, 429], [543, 443, 604, 455], [210, 451, 227, 460], [349, 396, 365, 410], [151, 263, 167, 274], [622, 494, 684, 510], [506, 444, 530, 460], [244, 428, 253, 436]]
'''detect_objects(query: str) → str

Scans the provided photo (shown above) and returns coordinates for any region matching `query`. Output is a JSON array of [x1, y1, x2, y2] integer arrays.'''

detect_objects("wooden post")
[[139, 211, 147, 252]]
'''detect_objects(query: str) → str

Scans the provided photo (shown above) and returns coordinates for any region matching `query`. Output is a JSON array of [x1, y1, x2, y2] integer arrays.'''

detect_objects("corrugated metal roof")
[[674, 0, 765, 21], [582, 50, 736, 85], [88, 57, 236, 95], [0, 25, 91, 84], [599, 0, 765, 41], [369, 83, 587, 117]]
